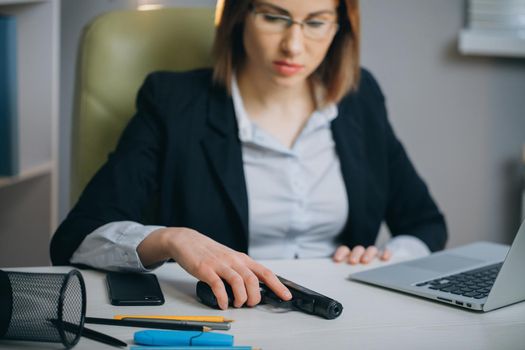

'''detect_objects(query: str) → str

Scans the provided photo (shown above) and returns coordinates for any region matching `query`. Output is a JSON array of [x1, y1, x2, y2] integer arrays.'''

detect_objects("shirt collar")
[[231, 74, 254, 142], [231, 75, 338, 143]]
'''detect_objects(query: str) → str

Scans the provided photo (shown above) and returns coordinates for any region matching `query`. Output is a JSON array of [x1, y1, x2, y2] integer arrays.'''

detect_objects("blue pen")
[[130, 347, 258, 350], [134, 330, 234, 347]]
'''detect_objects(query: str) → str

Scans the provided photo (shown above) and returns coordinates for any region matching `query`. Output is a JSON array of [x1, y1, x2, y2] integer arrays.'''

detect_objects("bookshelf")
[[0, 0, 59, 266]]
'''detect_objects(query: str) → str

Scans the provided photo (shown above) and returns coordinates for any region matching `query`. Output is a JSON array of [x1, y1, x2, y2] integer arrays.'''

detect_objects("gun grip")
[[196, 281, 233, 308]]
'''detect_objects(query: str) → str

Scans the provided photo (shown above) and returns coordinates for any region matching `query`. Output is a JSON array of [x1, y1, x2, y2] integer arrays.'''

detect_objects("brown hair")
[[212, 0, 360, 104]]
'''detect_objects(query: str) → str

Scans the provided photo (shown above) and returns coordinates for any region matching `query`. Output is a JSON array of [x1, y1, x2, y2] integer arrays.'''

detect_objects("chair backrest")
[[71, 8, 215, 205]]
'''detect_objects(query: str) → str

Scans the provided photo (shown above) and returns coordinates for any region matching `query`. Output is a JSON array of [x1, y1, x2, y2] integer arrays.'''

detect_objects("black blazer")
[[50, 68, 447, 265]]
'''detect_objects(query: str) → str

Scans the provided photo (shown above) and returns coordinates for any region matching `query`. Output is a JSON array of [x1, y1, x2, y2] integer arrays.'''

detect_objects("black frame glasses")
[[250, 7, 339, 40]]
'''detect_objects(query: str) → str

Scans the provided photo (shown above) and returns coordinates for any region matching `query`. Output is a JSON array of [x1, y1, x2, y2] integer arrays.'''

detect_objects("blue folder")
[[0, 15, 18, 176]]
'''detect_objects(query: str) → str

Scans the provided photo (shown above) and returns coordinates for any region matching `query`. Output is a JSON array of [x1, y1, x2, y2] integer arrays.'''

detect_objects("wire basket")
[[0, 269, 86, 349]]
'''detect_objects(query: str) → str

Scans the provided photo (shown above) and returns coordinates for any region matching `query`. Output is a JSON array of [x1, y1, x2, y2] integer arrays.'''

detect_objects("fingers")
[[380, 248, 392, 261], [199, 269, 229, 310], [207, 255, 265, 309], [333, 245, 391, 265], [232, 262, 262, 307], [360, 246, 378, 264], [197, 264, 260, 309], [348, 245, 365, 264], [217, 265, 248, 309], [333, 245, 351, 262], [213, 258, 293, 309], [249, 261, 292, 301]]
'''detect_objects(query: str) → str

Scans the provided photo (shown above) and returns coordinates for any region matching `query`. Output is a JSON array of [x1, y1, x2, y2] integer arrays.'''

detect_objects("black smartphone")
[[106, 272, 165, 306]]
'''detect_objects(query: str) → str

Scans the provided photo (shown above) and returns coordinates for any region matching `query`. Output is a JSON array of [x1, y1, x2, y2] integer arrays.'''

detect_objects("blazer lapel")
[[201, 85, 249, 238], [331, 96, 366, 244]]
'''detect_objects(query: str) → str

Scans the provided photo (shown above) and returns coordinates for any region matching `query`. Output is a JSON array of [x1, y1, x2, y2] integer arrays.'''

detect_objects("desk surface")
[[2, 259, 525, 350]]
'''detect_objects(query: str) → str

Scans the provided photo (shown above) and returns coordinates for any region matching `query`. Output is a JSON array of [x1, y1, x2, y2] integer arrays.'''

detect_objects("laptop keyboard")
[[415, 262, 503, 299]]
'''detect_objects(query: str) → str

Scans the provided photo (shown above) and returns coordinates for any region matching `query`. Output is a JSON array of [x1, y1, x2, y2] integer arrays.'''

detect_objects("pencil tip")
[[203, 326, 212, 332]]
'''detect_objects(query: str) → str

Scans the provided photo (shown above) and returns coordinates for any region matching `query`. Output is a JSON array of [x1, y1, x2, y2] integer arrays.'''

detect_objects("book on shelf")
[[0, 14, 18, 177]]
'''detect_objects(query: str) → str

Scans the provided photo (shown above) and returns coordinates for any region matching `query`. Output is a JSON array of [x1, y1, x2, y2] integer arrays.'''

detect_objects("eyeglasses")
[[251, 9, 339, 40]]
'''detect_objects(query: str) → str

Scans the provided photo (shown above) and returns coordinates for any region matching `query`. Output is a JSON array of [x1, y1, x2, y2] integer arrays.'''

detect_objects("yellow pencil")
[[113, 315, 234, 323]]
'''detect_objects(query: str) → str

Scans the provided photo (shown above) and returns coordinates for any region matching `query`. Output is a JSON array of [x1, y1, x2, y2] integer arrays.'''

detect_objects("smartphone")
[[106, 272, 165, 306]]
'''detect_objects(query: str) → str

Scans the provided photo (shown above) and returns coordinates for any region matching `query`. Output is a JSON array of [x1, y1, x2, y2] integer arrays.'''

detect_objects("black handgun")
[[196, 275, 343, 320]]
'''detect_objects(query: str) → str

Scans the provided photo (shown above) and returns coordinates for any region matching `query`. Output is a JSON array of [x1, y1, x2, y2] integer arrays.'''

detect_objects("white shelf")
[[459, 29, 525, 58], [0, 162, 52, 188]]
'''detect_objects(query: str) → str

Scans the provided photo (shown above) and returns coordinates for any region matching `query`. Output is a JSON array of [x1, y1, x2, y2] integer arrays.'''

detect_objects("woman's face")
[[241, 0, 339, 88]]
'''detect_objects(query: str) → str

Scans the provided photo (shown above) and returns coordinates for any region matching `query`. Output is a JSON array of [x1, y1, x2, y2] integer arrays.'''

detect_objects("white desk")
[[1, 259, 525, 350]]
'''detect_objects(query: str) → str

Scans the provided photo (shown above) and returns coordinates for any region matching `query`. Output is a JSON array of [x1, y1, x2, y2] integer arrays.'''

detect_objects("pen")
[[114, 315, 234, 323], [49, 319, 127, 348], [120, 317, 231, 330], [85, 317, 211, 332], [130, 347, 259, 350]]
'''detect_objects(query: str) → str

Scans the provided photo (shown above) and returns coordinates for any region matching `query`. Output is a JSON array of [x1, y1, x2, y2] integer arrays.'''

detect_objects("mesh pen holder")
[[0, 269, 86, 349]]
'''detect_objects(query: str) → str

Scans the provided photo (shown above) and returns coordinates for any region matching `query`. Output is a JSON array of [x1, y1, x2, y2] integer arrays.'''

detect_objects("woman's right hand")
[[137, 227, 292, 310]]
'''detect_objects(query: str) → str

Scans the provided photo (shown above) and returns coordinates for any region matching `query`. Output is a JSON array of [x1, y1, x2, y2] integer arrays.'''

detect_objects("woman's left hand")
[[332, 245, 391, 264]]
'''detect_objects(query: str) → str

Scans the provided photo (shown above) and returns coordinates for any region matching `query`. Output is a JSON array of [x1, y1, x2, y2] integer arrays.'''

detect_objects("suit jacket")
[[50, 68, 447, 265]]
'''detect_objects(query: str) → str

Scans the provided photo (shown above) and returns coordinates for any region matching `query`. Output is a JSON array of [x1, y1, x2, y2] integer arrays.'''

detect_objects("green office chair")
[[71, 8, 216, 205]]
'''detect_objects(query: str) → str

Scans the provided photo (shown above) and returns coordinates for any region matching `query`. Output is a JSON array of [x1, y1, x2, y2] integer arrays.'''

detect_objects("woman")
[[51, 0, 447, 310]]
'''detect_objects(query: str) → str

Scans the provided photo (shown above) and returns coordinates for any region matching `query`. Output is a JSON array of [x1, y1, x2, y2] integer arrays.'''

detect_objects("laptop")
[[350, 219, 525, 312]]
